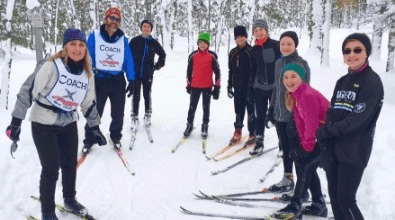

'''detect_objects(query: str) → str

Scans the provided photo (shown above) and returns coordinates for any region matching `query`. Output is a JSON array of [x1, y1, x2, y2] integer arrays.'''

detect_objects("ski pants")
[[233, 86, 255, 135], [32, 122, 78, 214], [254, 88, 272, 138], [132, 76, 153, 116], [275, 121, 293, 174], [326, 159, 365, 220], [84, 74, 126, 143], [187, 88, 212, 125]]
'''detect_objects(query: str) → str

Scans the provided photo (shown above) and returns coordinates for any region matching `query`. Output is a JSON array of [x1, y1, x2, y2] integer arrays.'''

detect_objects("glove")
[[125, 82, 134, 98], [186, 86, 191, 94], [316, 125, 332, 143], [212, 86, 220, 100], [318, 140, 333, 172], [5, 117, 22, 141], [153, 63, 160, 71], [265, 106, 275, 129], [91, 126, 107, 146], [227, 87, 234, 98]]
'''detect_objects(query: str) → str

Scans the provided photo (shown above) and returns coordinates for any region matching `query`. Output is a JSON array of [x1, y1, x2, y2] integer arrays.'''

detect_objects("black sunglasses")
[[343, 47, 364, 55], [108, 16, 121, 23]]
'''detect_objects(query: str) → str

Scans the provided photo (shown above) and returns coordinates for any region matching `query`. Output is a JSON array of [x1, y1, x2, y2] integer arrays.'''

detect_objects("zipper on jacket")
[[140, 39, 147, 77]]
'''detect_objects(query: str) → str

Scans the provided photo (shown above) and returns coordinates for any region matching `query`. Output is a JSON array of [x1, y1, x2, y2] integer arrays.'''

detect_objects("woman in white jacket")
[[6, 28, 107, 220]]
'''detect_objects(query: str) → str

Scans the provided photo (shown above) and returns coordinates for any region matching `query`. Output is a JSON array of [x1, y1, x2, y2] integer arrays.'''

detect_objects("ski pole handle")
[[10, 141, 18, 159]]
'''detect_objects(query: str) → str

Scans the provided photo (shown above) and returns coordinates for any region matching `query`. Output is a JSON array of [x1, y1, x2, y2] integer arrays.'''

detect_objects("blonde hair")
[[285, 91, 294, 112], [49, 46, 92, 78]]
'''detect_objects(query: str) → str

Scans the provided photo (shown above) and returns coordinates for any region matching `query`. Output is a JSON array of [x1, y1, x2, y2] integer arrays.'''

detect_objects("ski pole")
[[259, 157, 281, 183]]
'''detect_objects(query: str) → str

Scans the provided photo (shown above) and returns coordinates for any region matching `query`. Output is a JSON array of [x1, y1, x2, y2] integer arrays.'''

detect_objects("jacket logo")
[[353, 83, 360, 88], [354, 103, 366, 113], [336, 90, 356, 101], [63, 89, 77, 101]]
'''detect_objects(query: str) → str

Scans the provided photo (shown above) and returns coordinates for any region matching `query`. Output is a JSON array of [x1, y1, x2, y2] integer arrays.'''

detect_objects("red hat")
[[103, 7, 122, 20]]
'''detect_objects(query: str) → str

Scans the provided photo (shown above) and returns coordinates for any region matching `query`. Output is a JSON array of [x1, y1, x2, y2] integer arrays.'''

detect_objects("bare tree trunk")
[[187, 0, 194, 53], [371, 5, 386, 61], [386, 23, 395, 72], [321, 0, 331, 66]]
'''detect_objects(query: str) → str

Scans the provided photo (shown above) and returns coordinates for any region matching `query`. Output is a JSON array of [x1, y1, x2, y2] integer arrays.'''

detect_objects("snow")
[[26, 0, 40, 10], [0, 28, 394, 219]]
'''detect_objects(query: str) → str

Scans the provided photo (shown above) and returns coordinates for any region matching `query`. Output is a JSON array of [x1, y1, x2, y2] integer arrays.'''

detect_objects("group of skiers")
[[4, 5, 384, 219], [5, 6, 166, 220]]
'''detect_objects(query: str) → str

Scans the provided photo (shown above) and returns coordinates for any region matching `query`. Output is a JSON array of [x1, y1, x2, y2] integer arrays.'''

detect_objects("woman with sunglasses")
[[5, 28, 106, 220], [316, 33, 384, 220]]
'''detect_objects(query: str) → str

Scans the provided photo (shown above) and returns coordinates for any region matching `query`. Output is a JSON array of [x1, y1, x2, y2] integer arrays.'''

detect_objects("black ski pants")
[[132, 76, 153, 116], [275, 121, 293, 174], [84, 74, 126, 143], [187, 88, 211, 125], [32, 122, 78, 214], [254, 88, 272, 138], [326, 159, 365, 220], [233, 86, 255, 135]]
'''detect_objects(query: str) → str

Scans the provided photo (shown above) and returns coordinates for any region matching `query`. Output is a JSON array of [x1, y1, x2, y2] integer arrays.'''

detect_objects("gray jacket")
[[270, 51, 311, 122], [11, 58, 100, 127]]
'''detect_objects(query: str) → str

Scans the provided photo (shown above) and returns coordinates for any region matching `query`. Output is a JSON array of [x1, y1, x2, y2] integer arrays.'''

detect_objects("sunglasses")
[[343, 47, 364, 55], [108, 16, 121, 23]]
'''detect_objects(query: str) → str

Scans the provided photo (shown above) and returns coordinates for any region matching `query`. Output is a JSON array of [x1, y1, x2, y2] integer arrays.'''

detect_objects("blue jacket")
[[87, 24, 135, 81]]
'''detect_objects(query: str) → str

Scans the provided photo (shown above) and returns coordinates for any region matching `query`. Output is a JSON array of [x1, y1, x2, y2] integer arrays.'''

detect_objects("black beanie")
[[280, 31, 299, 48], [234, 25, 248, 39], [140, 20, 153, 31], [342, 33, 372, 57]]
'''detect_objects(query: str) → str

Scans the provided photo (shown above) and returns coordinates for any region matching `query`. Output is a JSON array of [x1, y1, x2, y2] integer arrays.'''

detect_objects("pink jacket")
[[291, 83, 329, 152]]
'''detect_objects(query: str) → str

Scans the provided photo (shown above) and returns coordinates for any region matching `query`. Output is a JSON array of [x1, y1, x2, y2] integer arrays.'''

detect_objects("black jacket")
[[129, 35, 166, 80], [251, 38, 281, 90], [325, 66, 383, 167], [228, 43, 254, 89]]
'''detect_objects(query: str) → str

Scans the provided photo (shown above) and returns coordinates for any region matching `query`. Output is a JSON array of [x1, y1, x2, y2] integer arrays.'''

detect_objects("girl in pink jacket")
[[272, 63, 329, 220]]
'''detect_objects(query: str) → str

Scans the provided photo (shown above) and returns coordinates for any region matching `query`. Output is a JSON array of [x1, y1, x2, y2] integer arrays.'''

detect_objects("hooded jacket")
[[291, 83, 329, 152]]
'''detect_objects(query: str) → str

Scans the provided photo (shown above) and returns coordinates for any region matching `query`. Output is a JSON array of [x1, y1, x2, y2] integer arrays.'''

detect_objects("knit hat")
[[234, 25, 248, 39], [282, 63, 305, 80], [252, 19, 269, 32], [342, 33, 372, 57], [103, 6, 122, 20], [280, 31, 299, 48], [63, 28, 86, 47], [197, 32, 210, 45], [140, 19, 154, 31]]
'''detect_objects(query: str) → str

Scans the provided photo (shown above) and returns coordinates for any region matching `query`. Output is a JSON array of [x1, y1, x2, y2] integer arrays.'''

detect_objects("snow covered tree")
[[321, 0, 332, 66]]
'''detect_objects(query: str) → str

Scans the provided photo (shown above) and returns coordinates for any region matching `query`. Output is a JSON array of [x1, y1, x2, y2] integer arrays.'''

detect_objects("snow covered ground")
[[0, 28, 394, 220]]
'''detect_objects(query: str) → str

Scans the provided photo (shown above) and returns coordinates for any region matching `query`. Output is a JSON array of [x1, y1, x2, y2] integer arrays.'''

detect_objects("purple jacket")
[[291, 83, 329, 152]]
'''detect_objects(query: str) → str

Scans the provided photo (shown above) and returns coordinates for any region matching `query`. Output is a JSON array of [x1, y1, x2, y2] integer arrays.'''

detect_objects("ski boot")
[[81, 142, 93, 155], [131, 115, 139, 131], [245, 134, 255, 146], [183, 123, 193, 138], [230, 128, 242, 143], [303, 196, 328, 217], [272, 201, 303, 220], [112, 138, 122, 150], [201, 123, 208, 139], [268, 173, 294, 193], [42, 211, 58, 220], [64, 197, 88, 215], [249, 135, 263, 155], [280, 191, 310, 203], [144, 110, 151, 126]]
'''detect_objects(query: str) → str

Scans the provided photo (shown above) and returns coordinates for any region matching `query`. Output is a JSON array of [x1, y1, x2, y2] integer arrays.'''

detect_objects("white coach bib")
[[94, 30, 124, 72]]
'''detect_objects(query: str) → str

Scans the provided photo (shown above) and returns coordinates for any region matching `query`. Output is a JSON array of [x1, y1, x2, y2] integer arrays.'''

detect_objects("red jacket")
[[187, 49, 221, 89], [291, 83, 329, 152]]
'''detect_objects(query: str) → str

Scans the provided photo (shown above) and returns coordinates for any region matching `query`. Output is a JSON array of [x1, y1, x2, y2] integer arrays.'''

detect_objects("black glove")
[[186, 86, 191, 94], [318, 140, 334, 172], [316, 125, 332, 143], [125, 82, 134, 98], [227, 87, 234, 98], [91, 126, 107, 146], [212, 86, 220, 100], [265, 106, 275, 129], [5, 117, 22, 141], [153, 63, 160, 71]]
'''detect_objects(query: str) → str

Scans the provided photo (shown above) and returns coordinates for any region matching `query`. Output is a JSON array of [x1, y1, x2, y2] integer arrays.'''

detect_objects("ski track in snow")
[[1, 29, 395, 219]]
